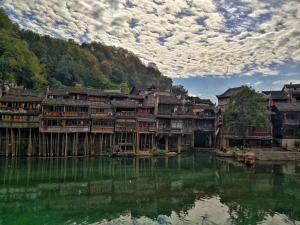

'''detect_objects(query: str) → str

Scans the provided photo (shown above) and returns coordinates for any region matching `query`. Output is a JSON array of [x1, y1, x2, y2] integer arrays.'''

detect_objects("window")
[[93, 120, 113, 126], [54, 106, 64, 112], [46, 119, 60, 126], [286, 113, 296, 120], [285, 129, 294, 136], [171, 120, 183, 129], [91, 108, 104, 114]]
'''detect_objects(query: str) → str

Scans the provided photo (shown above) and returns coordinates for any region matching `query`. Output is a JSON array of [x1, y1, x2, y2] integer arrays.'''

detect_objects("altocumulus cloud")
[[1, 0, 300, 78]]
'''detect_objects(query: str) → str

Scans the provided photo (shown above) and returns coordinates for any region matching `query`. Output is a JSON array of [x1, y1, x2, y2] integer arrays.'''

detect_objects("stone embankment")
[[253, 150, 300, 161]]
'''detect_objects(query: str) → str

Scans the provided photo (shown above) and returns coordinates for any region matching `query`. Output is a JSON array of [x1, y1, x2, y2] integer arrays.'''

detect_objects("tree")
[[0, 30, 47, 88], [119, 82, 130, 94], [223, 86, 270, 146], [100, 60, 112, 75], [171, 85, 188, 97], [0, 9, 15, 30]]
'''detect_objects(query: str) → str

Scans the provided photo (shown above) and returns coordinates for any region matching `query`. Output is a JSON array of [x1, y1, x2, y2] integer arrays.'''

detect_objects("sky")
[[1, 0, 299, 100]]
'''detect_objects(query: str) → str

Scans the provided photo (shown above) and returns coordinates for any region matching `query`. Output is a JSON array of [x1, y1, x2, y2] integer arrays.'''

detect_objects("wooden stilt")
[[0, 129, 2, 155], [57, 133, 60, 157], [28, 128, 32, 157], [65, 133, 68, 157], [38, 133, 41, 156], [84, 133, 87, 156], [178, 135, 182, 154], [136, 133, 140, 154], [109, 134, 112, 152], [75, 133, 78, 156], [100, 134, 103, 154], [165, 136, 169, 152], [50, 132, 53, 157], [72, 134, 75, 156], [11, 128, 15, 157], [152, 133, 155, 150], [42, 133, 46, 157], [6, 128, 8, 157], [18, 128, 21, 156]]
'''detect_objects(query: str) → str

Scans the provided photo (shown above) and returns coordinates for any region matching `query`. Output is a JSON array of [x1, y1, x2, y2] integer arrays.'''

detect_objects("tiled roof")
[[216, 86, 245, 99], [7, 88, 44, 97], [90, 102, 112, 108], [47, 88, 128, 98], [283, 83, 300, 89], [111, 100, 139, 108], [158, 95, 181, 104], [0, 96, 43, 102], [262, 91, 289, 100], [128, 95, 144, 100], [188, 96, 213, 105], [42, 98, 89, 106]]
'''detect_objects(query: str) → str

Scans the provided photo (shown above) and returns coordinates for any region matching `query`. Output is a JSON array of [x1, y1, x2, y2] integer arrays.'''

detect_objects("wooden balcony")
[[0, 121, 39, 128], [194, 125, 215, 132], [196, 114, 216, 120], [223, 126, 272, 138], [0, 108, 40, 115], [137, 126, 156, 133], [91, 126, 114, 133], [43, 112, 89, 118], [157, 127, 194, 134], [115, 126, 136, 132], [40, 126, 90, 133], [92, 113, 112, 118], [283, 119, 300, 125], [171, 127, 194, 134], [157, 127, 171, 133], [115, 111, 136, 117]]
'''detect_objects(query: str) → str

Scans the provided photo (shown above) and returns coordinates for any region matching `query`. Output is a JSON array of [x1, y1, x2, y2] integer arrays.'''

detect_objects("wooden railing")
[[0, 108, 40, 114], [223, 126, 272, 137], [137, 126, 156, 133], [157, 127, 194, 133], [284, 119, 300, 125], [92, 113, 112, 118], [40, 126, 90, 133], [115, 126, 136, 132], [115, 112, 136, 117], [91, 126, 114, 133], [43, 112, 88, 117], [0, 121, 39, 128]]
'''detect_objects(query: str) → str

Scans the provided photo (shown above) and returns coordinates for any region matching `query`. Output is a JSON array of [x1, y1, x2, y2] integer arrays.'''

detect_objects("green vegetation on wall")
[[223, 86, 270, 138]]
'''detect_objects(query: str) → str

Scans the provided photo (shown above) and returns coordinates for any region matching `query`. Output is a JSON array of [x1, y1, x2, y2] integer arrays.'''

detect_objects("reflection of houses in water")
[[0, 156, 300, 224]]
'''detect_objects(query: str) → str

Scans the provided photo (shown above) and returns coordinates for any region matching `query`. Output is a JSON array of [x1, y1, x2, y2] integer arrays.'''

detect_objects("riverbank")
[[215, 148, 300, 161]]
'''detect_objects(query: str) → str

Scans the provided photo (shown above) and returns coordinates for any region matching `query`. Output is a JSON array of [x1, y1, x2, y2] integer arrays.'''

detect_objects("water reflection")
[[0, 154, 299, 225]]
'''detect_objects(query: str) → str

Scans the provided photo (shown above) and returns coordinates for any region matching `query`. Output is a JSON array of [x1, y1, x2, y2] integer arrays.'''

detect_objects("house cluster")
[[265, 83, 300, 150], [0, 84, 218, 157], [0, 81, 299, 157], [217, 83, 300, 150]]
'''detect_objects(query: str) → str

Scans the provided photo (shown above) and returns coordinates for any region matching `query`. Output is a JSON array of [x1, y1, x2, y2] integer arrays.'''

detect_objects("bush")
[[151, 149, 166, 156]]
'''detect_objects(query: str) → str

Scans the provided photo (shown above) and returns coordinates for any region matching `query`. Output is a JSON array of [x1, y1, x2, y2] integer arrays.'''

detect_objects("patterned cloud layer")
[[2, 0, 300, 77]]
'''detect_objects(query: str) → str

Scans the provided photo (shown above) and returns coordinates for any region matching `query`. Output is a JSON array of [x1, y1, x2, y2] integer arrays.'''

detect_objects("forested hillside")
[[0, 9, 172, 91]]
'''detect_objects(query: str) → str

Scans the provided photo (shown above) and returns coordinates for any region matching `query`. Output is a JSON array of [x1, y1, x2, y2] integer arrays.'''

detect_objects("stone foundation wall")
[[277, 139, 300, 150]]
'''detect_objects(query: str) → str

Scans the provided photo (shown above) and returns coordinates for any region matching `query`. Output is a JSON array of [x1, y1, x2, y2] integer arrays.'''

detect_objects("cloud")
[[2, 0, 300, 78], [272, 79, 300, 86]]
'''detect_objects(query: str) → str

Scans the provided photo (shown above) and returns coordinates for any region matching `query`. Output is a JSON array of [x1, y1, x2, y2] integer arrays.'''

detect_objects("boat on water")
[[236, 153, 245, 162], [215, 150, 234, 157], [244, 152, 256, 166]]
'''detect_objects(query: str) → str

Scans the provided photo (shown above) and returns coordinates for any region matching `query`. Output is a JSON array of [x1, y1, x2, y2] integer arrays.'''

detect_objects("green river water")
[[0, 153, 299, 225]]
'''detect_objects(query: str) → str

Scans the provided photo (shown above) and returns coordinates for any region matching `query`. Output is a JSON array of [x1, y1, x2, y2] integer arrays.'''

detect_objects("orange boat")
[[244, 152, 256, 166]]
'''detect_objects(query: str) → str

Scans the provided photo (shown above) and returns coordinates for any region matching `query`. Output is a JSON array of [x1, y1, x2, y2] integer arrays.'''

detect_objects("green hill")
[[0, 9, 172, 91]]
